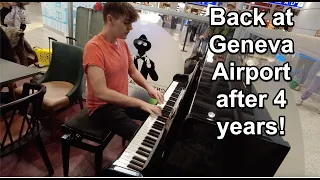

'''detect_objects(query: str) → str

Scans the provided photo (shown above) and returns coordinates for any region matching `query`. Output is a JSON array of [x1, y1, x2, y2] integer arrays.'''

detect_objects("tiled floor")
[[1, 2, 320, 177]]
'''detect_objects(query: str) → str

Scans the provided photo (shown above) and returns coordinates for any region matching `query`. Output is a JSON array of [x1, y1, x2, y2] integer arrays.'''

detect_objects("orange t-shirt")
[[83, 34, 133, 115]]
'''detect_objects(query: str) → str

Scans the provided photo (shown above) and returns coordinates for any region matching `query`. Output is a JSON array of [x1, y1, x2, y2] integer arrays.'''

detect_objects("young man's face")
[[108, 15, 134, 39]]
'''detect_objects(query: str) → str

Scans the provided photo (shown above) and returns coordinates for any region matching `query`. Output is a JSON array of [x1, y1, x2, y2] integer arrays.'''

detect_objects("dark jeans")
[[89, 104, 149, 141], [189, 26, 197, 42]]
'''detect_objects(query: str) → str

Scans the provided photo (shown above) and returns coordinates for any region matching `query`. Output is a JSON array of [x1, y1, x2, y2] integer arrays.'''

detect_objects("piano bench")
[[60, 108, 126, 177]]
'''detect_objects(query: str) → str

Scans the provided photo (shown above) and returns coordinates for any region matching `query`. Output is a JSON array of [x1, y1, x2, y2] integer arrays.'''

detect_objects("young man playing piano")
[[83, 2, 164, 141]]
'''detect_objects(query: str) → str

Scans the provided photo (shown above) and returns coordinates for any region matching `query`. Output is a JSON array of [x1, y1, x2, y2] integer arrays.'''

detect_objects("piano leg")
[[95, 152, 103, 176]]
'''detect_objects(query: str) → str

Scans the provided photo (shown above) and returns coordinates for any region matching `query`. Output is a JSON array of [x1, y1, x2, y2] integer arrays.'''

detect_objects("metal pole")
[[68, 2, 74, 45], [181, 24, 189, 52]]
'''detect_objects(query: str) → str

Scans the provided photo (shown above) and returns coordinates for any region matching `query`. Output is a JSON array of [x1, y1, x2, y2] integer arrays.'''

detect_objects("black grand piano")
[[100, 52, 291, 177]]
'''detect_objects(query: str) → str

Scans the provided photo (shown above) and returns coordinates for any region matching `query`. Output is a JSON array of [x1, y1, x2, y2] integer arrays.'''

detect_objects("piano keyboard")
[[113, 81, 184, 172]]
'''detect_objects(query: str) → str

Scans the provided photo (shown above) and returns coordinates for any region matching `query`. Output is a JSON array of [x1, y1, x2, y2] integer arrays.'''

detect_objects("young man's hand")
[[147, 86, 164, 104], [139, 101, 162, 116]]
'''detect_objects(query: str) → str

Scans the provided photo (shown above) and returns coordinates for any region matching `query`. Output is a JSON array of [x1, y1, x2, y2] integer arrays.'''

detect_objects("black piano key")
[[136, 149, 149, 158], [163, 106, 173, 112], [171, 92, 179, 98], [162, 107, 171, 113], [153, 121, 163, 127], [139, 146, 151, 154], [146, 135, 157, 142], [143, 138, 155, 145], [130, 159, 144, 168], [128, 163, 143, 172], [157, 116, 167, 122], [148, 131, 159, 138], [162, 111, 170, 118], [152, 124, 163, 131], [154, 121, 164, 127], [169, 96, 177, 101], [133, 155, 146, 164], [174, 89, 181, 93], [142, 141, 154, 148], [146, 135, 157, 143], [174, 87, 182, 92], [166, 100, 175, 107], [150, 129, 160, 136]]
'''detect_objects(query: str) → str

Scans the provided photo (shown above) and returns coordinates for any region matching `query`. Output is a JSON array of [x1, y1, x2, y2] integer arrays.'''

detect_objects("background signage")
[[269, 2, 305, 8]]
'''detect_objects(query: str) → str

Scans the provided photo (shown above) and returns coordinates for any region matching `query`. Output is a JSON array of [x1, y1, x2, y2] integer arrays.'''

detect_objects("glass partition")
[[231, 26, 320, 100]]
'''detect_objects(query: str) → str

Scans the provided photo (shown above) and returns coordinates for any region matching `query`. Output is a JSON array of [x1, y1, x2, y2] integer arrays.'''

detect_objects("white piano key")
[[132, 132, 157, 141], [122, 150, 148, 162], [128, 138, 154, 150], [127, 146, 151, 157], [115, 81, 180, 170], [136, 125, 162, 134], [131, 137, 156, 147], [129, 142, 153, 153], [114, 160, 130, 168], [117, 158, 134, 167], [129, 143, 153, 152], [120, 153, 146, 164]]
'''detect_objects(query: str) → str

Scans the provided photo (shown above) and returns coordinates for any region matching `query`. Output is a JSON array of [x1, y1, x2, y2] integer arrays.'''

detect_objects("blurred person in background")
[[190, 15, 209, 57], [0, 2, 12, 26], [199, 2, 238, 60], [296, 29, 320, 114], [93, 2, 104, 11], [1, 2, 30, 31]]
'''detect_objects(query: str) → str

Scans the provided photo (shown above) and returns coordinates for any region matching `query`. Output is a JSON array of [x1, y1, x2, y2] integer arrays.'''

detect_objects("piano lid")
[[186, 50, 234, 124]]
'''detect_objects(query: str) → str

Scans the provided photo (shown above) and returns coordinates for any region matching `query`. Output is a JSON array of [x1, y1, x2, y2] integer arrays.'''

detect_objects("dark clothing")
[[0, 27, 16, 62], [1, 5, 27, 31], [197, 22, 209, 37], [189, 26, 197, 42], [89, 104, 149, 141], [188, 20, 200, 42], [0, 7, 11, 26]]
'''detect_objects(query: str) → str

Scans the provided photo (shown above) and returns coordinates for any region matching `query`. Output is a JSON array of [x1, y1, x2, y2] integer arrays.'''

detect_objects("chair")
[[0, 83, 54, 176], [16, 41, 84, 138], [61, 108, 126, 176]]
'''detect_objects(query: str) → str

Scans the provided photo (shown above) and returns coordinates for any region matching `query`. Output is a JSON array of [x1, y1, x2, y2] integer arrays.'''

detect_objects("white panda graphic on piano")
[[133, 34, 159, 81]]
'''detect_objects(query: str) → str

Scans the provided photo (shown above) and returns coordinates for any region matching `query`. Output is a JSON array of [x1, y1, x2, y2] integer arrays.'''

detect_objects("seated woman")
[[0, 26, 18, 101], [0, 25, 19, 63], [1, 25, 37, 66]]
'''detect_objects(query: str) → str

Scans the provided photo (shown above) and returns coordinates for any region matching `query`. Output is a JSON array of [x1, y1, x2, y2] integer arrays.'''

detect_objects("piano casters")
[[133, 34, 159, 81]]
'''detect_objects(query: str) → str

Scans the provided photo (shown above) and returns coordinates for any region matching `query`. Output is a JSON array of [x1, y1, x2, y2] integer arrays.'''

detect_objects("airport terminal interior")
[[0, 2, 320, 177]]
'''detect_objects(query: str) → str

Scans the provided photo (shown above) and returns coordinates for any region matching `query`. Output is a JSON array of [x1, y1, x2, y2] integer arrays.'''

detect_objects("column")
[[236, 2, 245, 11], [292, 2, 320, 36], [67, 2, 73, 44], [170, 2, 178, 10]]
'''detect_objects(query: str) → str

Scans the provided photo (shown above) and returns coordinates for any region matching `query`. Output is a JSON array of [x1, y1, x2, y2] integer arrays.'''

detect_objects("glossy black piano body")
[[101, 56, 290, 177], [163, 60, 291, 177]]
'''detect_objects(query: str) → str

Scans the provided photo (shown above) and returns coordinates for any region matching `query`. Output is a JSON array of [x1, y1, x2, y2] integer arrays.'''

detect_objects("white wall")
[[292, 2, 320, 36], [41, 2, 95, 36]]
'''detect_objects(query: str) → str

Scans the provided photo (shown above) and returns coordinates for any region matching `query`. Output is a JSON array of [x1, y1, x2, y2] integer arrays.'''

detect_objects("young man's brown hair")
[[103, 2, 139, 23]]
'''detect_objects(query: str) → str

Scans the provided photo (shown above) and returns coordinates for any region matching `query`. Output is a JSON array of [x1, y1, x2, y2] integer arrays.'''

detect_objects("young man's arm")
[[87, 65, 142, 107], [84, 43, 161, 115]]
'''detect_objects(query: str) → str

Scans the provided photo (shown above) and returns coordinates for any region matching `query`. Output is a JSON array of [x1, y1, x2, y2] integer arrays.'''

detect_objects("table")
[[0, 58, 41, 85], [28, 64, 49, 74]]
